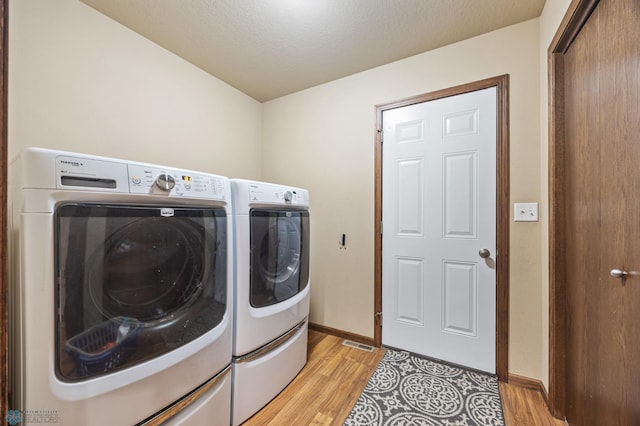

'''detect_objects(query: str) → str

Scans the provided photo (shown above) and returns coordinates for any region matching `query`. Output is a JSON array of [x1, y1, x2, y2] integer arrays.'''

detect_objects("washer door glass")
[[55, 203, 227, 381], [250, 209, 309, 308]]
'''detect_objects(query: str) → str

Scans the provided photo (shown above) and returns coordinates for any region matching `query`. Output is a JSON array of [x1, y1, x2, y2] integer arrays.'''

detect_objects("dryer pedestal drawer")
[[231, 320, 308, 426]]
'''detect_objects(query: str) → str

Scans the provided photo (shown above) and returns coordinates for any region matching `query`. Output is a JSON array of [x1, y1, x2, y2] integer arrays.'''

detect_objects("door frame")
[[374, 75, 510, 381], [548, 0, 600, 419], [1, 0, 8, 417]]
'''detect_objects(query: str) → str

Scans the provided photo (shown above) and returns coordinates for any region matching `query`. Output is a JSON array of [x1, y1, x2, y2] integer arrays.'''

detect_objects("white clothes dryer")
[[230, 179, 310, 425], [8, 148, 233, 425]]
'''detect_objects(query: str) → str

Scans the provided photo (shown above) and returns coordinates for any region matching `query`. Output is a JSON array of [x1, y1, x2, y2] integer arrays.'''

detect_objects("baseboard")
[[507, 373, 554, 417], [507, 373, 544, 391], [540, 381, 550, 407], [308, 322, 376, 347]]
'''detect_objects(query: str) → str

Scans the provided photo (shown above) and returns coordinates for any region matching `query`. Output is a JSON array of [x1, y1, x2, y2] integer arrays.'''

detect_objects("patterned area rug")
[[344, 349, 505, 425]]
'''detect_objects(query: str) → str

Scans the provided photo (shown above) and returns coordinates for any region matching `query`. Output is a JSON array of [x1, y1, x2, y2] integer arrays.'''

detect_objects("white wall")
[[539, 0, 573, 390], [9, 0, 262, 178], [263, 19, 543, 379]]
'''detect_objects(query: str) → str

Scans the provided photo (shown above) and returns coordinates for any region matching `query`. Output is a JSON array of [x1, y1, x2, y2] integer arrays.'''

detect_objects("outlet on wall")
[[514, 202, 538, 222]]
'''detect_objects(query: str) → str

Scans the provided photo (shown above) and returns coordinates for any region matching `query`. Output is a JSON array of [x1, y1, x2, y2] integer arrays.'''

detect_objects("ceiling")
[[80, 0, 546, 102]]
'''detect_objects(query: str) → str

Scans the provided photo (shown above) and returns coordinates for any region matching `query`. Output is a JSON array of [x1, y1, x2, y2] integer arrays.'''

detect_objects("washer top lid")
[[231, 179, 309, 213]]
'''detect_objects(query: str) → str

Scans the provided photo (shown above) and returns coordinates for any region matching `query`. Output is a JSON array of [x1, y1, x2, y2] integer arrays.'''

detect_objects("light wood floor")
[[243, 330, 565, 425]]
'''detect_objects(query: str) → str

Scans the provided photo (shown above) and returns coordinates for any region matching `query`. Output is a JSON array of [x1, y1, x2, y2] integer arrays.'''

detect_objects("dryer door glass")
[[249, 209, 310, 308], [55, 203, 228, 381]]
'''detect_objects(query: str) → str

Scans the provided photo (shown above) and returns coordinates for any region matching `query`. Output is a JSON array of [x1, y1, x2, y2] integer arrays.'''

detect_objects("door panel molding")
[[374, 75, 509, 381], [548, 0, 600, 419]]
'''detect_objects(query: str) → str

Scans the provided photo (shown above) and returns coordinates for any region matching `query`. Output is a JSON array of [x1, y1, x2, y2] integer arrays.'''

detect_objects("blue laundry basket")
[[65, 317, 143, 376]]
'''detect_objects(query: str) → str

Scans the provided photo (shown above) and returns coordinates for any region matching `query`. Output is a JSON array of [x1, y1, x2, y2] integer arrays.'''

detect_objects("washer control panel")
[[128, 164, 226, 199], [54, 154, 227, 200]]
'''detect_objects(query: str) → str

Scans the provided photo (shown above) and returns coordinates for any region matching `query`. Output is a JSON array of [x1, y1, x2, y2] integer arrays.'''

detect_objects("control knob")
[[155, 173, 176, 191], [284, 191, 293, 202]]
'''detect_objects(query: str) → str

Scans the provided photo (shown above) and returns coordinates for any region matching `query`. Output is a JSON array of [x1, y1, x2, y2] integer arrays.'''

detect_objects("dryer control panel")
[[248, 183, 309, 206]]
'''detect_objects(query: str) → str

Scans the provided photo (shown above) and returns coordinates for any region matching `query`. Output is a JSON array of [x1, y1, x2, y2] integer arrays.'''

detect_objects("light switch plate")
[[514, 202, 538, 222]]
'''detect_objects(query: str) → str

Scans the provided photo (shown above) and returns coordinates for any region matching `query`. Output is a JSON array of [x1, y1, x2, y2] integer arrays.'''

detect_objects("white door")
[[381, 87, 496, 373]]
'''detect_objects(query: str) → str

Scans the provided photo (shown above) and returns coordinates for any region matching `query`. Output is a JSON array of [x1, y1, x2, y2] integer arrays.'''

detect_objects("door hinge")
[[380, 221, 383, 235], [375, 311, 383, 321], [377, 129, 383, 143]]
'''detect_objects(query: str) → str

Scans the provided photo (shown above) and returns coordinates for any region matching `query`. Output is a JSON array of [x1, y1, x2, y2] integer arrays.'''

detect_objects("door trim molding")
[[373, 75, 510, 381], [548, 0, 600, 419], [1, 0, 8, 417]]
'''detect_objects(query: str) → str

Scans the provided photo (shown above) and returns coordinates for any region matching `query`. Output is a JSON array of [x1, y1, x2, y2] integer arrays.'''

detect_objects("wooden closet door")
[[562, 0, 640, 423]]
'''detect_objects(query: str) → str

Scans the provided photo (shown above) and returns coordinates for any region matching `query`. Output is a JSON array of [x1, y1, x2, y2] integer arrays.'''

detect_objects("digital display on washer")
[[249, 209, 310, 308], [54, 203, 227, 381]]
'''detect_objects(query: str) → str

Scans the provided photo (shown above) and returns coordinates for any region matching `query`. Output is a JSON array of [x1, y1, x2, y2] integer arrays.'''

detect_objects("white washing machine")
[[230, 179, 310, 425], [8, 148, 233, 425]]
